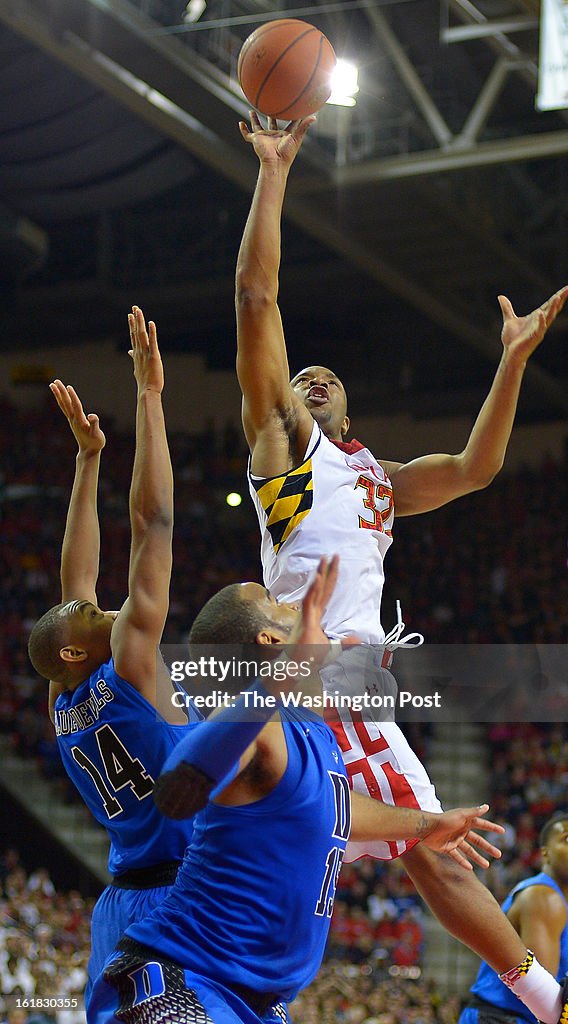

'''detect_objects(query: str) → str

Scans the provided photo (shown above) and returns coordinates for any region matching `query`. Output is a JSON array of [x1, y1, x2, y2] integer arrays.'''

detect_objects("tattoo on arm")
[[416, 814, 433, 839]]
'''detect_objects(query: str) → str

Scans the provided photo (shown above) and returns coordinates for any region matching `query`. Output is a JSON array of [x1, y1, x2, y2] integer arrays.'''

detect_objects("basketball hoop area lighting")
[[327, 59, 359, 107]]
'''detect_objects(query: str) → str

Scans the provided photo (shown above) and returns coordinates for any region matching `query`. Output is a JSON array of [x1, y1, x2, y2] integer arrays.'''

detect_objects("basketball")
[[237, 19, 336, 120]]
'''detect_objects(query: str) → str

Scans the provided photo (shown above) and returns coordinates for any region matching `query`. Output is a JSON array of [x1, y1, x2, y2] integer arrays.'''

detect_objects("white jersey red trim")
[[328, 712, 441, 862], [248, 420, 441, 862], [249, 421, 394, 645]]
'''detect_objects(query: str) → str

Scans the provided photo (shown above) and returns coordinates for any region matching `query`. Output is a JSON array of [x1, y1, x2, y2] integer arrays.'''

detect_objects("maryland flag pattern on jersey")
[[251, 456, 315, 553]]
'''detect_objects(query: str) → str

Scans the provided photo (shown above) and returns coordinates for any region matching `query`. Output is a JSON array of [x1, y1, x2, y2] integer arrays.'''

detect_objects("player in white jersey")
[[236, 109, 568, 1024], [250, 420, 394, 644], [248, 416, 431, 862]]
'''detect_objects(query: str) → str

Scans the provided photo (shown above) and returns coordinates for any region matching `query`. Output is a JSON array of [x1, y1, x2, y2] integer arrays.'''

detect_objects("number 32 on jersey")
[[355, 475, 393, 534]]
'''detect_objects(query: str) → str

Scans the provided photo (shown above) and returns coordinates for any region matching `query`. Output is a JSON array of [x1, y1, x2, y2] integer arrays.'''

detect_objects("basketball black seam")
[[274, 34, 326, 118], [255, 27, 317, 111], [237, 20, 298, 86]]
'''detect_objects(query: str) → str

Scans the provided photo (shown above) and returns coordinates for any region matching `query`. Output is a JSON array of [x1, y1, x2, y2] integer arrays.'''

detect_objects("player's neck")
[[70, 659, 103, 689], [320, 424, 346, 442], [544, 868, 568, 900]]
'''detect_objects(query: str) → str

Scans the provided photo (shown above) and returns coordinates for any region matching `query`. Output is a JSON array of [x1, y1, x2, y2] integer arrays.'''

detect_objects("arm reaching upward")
[[236, 113, 315, 474], [383, 286, 568, 516], [110, 308, 174, 707], [48, 381, 106, 720], [50, 380, 106, 605]]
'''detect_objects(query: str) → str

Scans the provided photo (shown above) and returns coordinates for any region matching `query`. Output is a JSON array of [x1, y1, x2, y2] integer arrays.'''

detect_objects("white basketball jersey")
[[249, 421, 394, 643]]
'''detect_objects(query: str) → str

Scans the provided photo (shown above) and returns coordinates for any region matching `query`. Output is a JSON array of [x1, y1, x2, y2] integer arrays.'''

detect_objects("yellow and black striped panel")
[[252, 458, 314, 553]]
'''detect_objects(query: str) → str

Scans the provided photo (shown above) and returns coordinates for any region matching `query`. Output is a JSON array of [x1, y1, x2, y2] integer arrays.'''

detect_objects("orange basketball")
[[237, 19, 336, 120]]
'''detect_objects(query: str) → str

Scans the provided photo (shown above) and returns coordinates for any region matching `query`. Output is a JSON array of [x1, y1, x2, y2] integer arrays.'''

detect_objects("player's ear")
[[341, 415, 350, 437], [256, 629, 285, 645], [59, 646, 88, 664]]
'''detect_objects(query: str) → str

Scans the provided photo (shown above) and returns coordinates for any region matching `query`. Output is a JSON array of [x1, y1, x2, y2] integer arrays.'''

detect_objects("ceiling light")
[[183, 0, 206, 23], [327, 59, 359, 107]]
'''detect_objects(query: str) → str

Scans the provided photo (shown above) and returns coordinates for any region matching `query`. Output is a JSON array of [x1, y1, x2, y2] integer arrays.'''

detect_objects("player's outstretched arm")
[[110, 307, 173, 699], [50, 380, 106, 606], [236, 112, 314, 473], [384, 285, 568, 517], [349, 794, 504, 871], [47, 382, 106, 720], [154, 557, 342, 819]]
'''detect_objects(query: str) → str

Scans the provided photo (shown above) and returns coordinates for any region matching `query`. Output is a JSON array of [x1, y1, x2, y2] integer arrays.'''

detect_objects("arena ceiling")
[[0, 0, 567, 422]]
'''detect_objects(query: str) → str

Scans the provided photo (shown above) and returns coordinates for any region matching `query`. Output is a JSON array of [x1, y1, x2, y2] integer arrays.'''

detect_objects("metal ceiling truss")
[[337, 0, 564, 179], [1, 0, 566, 414], [3, 0, 563, 185]]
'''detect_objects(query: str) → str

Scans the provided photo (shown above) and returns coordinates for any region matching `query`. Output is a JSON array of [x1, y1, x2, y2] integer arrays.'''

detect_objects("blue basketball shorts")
[[87, 884, 177, 1010], [459, 1006, 528, 1024]]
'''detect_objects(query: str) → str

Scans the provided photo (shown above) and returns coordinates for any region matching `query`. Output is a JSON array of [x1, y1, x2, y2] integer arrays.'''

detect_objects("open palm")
[[499, 285, 568, 361], [50, 380, 106, 454], [239, 111, 315, 168]]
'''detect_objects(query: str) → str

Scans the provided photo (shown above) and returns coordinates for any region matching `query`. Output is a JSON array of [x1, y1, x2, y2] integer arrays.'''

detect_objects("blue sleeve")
[[154, 681, 279, 819]]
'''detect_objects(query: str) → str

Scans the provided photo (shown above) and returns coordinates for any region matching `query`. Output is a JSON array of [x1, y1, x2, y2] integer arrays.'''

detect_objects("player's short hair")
[[28, 604, 70, 682], [189, 585, 272, 648], [539, 811, 568, 848]]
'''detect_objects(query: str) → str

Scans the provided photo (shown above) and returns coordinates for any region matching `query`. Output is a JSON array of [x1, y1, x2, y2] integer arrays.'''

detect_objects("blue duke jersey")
[[249, 421, 394, 644], [126, 711, 351, 1003], [54, 659, 199, 876], [470, 873, 568, 1021]]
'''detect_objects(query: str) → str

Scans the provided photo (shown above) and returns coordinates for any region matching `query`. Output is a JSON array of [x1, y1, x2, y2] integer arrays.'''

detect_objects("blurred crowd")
[[483, 722, 568, 904], [1, 394, 567, 1022], [387, 453, 568, 644], [0, 849, 90, 1023], [290, 966, 461, 1024]]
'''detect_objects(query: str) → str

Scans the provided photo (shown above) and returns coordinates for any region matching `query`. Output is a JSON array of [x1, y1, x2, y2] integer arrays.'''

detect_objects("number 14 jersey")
[[54, 660, 197, 876], [249, 421, 394, 644]]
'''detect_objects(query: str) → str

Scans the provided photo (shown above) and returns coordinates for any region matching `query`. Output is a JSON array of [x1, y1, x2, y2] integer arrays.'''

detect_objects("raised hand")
[[285, 555, 359, 672], [287, 555, 337, 653], [498, 285, 568, 363], [50, 380, 105, 455], [238, 110, 315, 169], [423, 803, 504, 870], [128, 306, 164, 395]]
